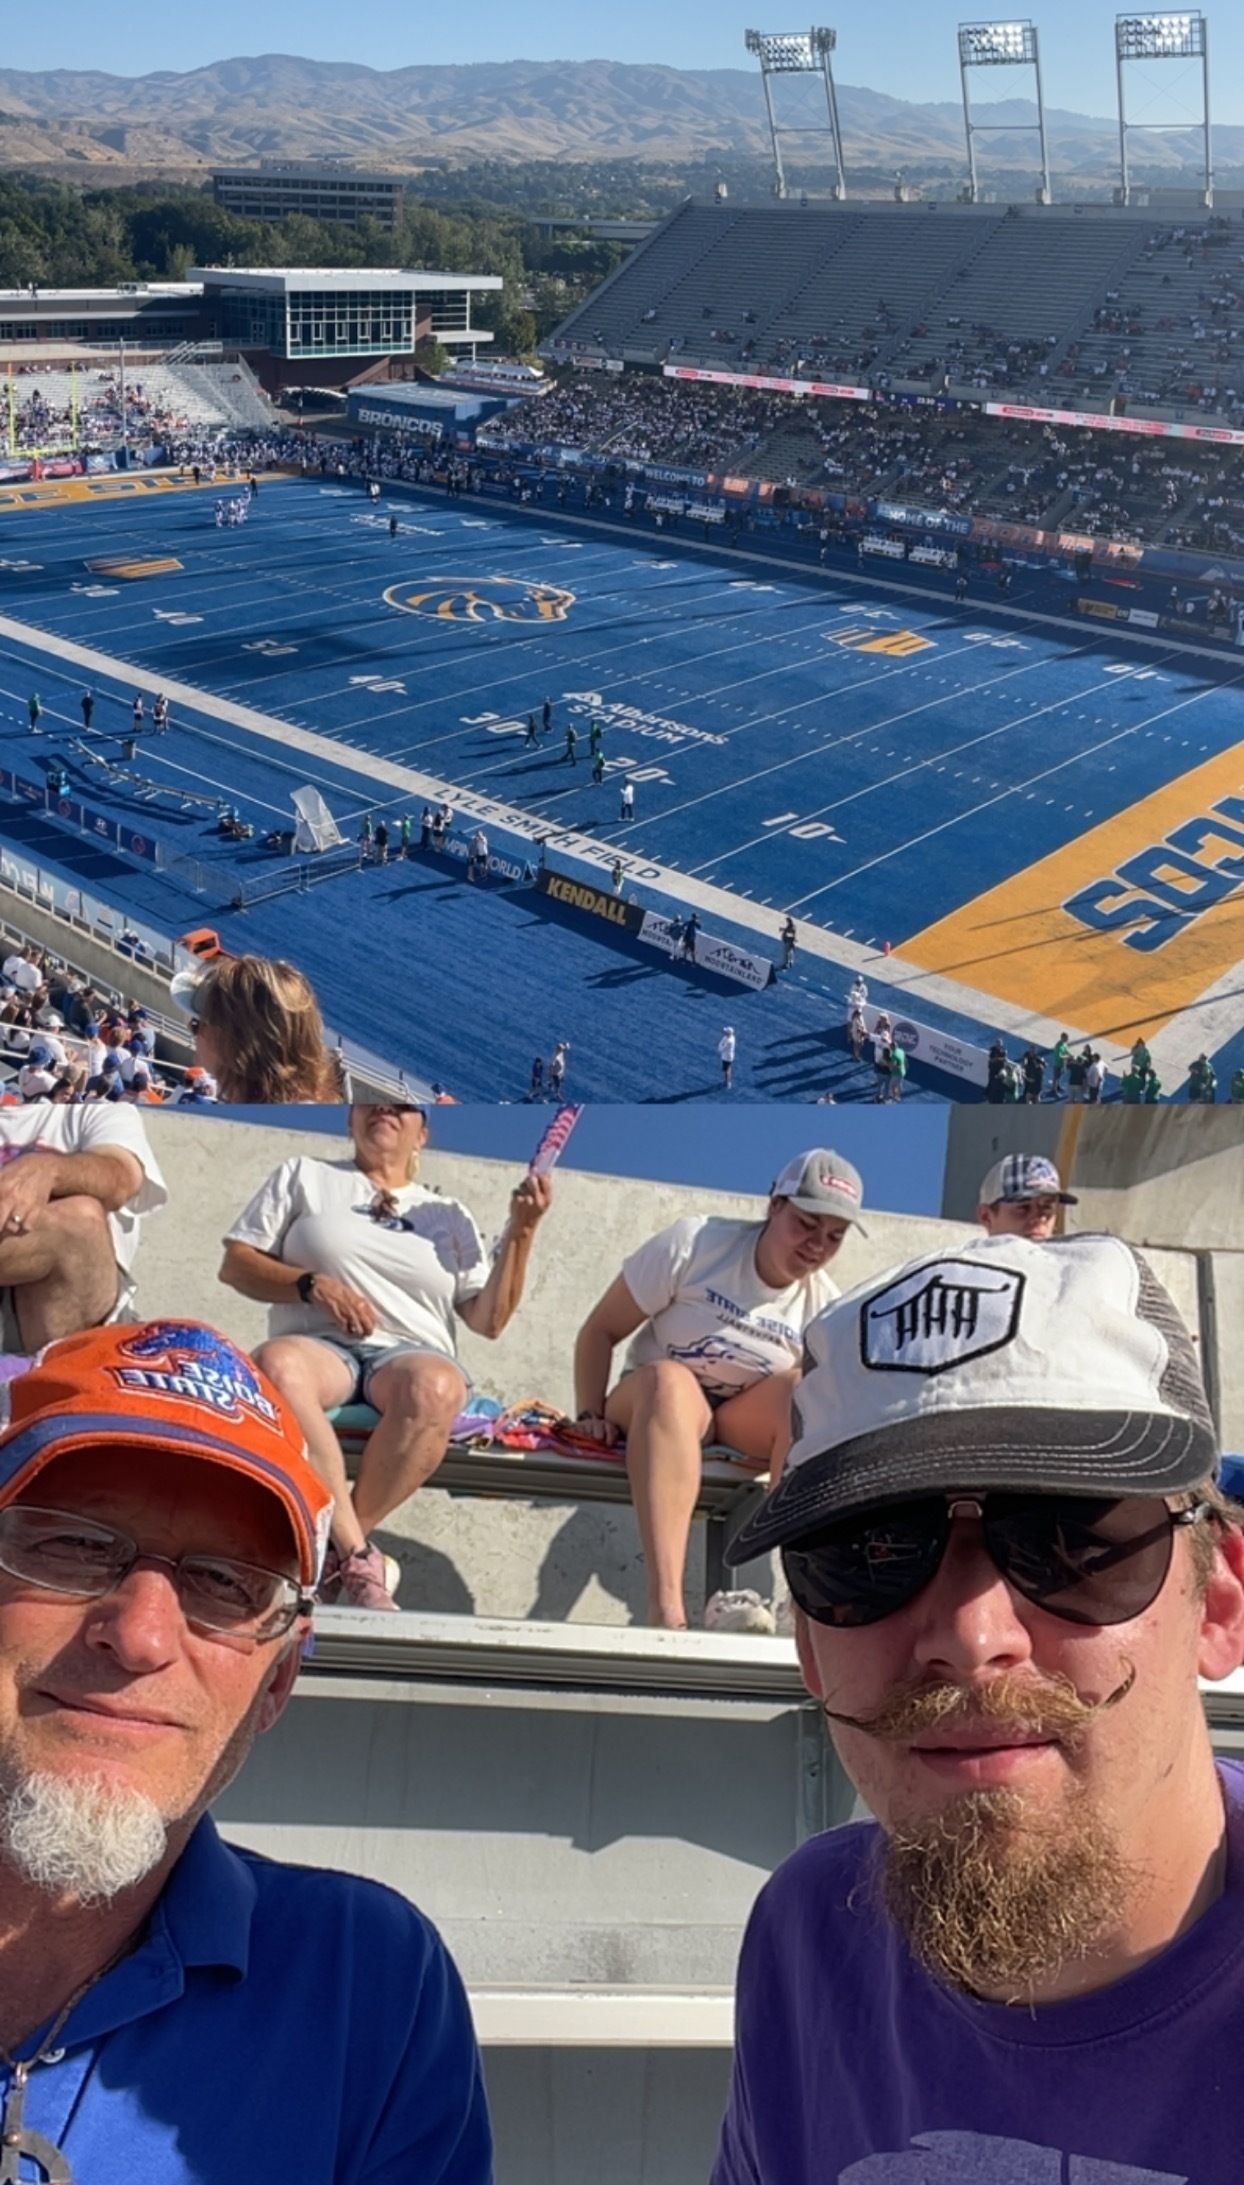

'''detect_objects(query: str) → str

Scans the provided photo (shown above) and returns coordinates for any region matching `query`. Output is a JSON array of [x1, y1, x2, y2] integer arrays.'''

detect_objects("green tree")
[[493, 308, 538, 357]]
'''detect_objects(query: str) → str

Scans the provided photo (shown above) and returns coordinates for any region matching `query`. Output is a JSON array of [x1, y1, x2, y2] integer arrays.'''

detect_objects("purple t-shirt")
[[713, 1759, 1244, 2184]]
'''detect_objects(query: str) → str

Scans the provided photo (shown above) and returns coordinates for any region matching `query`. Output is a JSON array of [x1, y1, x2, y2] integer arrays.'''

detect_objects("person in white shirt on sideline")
[[219, 1104, 551, 1611], [572, 1151, 866, 1630]]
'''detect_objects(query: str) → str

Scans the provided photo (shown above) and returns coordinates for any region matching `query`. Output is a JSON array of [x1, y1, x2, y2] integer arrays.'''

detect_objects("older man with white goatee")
[[0, 1319, 489, 2183]]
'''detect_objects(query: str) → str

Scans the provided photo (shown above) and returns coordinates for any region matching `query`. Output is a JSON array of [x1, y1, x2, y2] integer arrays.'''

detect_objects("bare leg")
[[351, 1353, 467, 1536], [714, 1369, 799, 1488], [4, 1198, 121, 1349], [253, 1337, 362, 1554], [606, 1362, 714, 1629]]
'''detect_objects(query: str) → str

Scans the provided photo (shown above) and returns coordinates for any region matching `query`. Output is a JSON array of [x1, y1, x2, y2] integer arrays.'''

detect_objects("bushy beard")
[[879, 1781, 1133, 2002], [828, 1667, 1139, 2002], [0, 1772, 168, 1904]]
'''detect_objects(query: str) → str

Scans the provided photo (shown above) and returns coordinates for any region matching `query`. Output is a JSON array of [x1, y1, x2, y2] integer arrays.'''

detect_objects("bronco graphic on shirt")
[[664, 1328, 791, 1401], [621, 1214, 838, 1399]]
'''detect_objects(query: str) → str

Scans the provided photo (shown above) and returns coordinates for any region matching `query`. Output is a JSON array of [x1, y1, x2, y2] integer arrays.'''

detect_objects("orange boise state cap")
[[0, 1321, 333, 1588]]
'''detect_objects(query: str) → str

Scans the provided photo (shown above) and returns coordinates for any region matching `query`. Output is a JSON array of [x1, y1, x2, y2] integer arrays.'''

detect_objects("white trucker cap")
[[728, 1233, 1215, 1563]]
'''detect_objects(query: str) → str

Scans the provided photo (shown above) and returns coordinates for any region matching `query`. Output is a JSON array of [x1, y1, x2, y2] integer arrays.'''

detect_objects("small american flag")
[[529, 1104, 584, 1176]]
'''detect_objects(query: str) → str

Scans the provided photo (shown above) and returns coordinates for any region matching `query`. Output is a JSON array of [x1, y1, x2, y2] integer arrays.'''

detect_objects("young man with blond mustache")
[[713, 1233, 1244, 2184], [0, 1319, 490, 2182]]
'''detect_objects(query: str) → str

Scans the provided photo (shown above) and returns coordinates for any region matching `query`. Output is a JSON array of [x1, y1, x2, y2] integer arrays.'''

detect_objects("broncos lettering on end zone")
[[383, 575, 575, 623]]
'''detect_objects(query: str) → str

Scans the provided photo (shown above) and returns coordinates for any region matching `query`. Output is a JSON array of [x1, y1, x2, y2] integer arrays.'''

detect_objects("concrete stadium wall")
[[0, 877, 179, 1017], [137, 1113, 973, 1622], [135, 1109, 1225, 1620]]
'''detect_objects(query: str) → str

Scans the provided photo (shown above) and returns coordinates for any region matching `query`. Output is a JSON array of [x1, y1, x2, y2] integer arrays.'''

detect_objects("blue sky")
[[227, 1105, 950, 1216], [11, 1, 1242, 128]]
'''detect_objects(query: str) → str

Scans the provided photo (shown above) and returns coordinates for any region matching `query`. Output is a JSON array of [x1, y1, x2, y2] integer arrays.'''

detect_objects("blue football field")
[[0, 468, 1242, 1101]]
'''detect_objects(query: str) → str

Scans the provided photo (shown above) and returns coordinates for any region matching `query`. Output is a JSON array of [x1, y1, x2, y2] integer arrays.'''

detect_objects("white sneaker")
[[703, 1588, 777, 1636]]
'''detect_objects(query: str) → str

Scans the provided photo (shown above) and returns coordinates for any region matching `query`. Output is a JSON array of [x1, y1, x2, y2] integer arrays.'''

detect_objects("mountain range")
[[0, 54, 1231, 178]]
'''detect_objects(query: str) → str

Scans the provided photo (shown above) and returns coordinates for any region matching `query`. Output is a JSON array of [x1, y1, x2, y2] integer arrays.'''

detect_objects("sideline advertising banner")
[[986, 400, 1244, 449], [535, 869, 774, 988], [664, 364, 871, 403], [638, 912, 773, 991], [872, 501, 973, 539], [537, 866, 647, 934], [860, 1003, 990, 1091], [0, 767, 158, 865]]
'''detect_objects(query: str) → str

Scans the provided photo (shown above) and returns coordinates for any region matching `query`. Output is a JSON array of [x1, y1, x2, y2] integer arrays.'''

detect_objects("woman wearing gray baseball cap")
[[573, 1150, 866, 1631]]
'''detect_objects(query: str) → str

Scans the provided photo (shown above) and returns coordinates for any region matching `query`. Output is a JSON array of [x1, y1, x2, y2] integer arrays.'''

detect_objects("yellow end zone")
[[901, 746, 1244, 1039], [0, 471, 297, 514]]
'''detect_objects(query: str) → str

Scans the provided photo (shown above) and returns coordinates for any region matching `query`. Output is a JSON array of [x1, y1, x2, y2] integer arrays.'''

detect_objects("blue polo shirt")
[[5, 1815, 492, 2183]]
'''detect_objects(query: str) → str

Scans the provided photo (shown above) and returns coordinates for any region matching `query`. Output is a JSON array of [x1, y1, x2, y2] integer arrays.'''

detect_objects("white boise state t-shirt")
[[621, 1215, 839, 1401], [227, 1156, 489, 1359], [0, 1104, 167, 1280]]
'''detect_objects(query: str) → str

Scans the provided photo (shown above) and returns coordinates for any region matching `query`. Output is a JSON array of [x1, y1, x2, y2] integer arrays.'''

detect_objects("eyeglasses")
[[783, 1493, 1212, 1630], [0, 1507, 312, 1643]]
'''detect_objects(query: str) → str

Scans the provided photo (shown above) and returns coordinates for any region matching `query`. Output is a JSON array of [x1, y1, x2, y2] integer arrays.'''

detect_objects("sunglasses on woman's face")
[[782, 1492, 1212, 1630]]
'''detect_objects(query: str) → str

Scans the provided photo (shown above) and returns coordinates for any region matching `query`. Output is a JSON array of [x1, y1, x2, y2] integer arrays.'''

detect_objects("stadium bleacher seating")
[[329, 1403, 763, 1599], [551, 200, 1244, 427], [4, 360, 267, 451]]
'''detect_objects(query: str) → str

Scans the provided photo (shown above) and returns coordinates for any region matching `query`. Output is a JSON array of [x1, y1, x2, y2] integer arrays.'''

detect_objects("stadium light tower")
[[958, 21, 1051, 204], [744, 28, 847, 201], [1115, 12, 1212, 206]]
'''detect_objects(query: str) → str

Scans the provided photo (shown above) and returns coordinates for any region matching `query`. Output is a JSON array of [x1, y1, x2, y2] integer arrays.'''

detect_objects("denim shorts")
[[310, 1335, 472, 1409]]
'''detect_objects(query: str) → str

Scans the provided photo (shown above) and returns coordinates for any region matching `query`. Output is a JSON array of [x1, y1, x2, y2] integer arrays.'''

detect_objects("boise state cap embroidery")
[[110, 1323, 281, 1427]]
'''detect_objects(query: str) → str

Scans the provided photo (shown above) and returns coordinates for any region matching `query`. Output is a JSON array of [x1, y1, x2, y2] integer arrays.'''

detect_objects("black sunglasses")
[[782, 1493, 1212, 1630]]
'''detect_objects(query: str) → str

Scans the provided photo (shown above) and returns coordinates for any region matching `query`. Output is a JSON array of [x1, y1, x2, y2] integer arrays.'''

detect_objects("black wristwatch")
[[296, 1271, 318, 1303]]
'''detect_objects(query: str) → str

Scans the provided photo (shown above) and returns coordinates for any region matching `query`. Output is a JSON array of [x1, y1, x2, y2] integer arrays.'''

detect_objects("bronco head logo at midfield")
[[383, 575, 575, 623]]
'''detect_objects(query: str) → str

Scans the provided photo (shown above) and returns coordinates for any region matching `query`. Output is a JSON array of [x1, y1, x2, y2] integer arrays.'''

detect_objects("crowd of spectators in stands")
[[484, 372, 1244, 552], [480, 376, 787, 471], [10, 368, 216, 454], [0, 942, 212, 1106]]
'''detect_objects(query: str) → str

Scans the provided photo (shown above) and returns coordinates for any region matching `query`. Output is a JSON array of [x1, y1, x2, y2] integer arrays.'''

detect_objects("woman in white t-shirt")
[[573, 1149, 866, 1630], [220, 1104, 552, 1610]]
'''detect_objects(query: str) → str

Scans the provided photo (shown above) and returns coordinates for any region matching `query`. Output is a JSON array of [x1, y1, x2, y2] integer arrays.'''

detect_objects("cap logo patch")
[[111, 1322, 280, 1425], [818, 1172, 859, 1199], [862, 1262, 1025, 1376]]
